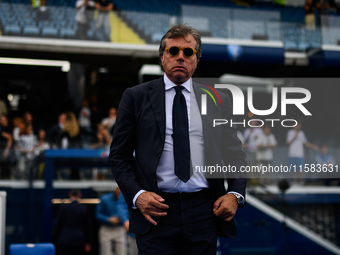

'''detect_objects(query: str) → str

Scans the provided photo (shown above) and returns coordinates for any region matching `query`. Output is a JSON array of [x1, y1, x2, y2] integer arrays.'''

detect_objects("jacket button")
[[157, 154, 161, 159], [153, 179, 157, 183]]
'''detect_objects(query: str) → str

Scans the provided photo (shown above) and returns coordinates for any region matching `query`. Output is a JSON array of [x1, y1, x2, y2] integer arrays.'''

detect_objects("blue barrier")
[[9, 243, 55, 255]]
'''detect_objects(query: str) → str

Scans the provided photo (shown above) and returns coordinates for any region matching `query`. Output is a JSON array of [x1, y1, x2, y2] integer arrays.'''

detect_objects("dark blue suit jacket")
[[109, 77, 246, 238]]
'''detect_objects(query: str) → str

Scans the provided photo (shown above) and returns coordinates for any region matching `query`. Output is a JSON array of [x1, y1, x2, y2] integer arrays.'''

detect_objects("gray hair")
[[159, 24, 202, 59]]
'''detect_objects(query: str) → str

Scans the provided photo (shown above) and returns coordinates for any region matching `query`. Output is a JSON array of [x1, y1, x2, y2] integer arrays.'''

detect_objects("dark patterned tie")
[[172, 86, 191, 183]]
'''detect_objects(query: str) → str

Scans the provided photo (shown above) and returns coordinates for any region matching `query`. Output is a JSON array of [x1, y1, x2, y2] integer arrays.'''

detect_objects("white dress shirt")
[[132, 74, 243, 207]]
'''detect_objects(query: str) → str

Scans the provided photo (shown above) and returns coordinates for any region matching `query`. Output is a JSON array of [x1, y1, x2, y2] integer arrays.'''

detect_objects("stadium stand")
[[0, 0, 338, 50]]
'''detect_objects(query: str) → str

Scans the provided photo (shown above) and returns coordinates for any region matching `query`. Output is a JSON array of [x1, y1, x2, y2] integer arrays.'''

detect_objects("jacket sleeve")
[[108, 88, 144, 208], [221, 92, 247, 198]]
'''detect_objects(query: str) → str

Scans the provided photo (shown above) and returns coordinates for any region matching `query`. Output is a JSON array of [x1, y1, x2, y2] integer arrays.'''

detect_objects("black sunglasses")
[[164, 46, 197, 57]]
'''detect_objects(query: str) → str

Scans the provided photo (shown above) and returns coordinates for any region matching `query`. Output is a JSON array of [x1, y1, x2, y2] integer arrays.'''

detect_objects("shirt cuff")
[[132, 189, 146, 209], [227, 191, 245, 203]]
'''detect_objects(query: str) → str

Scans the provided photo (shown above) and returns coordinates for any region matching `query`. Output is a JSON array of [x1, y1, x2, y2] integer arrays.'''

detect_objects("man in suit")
[[109, 24, 247, 255], [53, 189, 91, 255]]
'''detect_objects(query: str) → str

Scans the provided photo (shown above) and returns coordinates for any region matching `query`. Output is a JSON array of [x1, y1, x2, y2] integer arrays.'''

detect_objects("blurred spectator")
[[31, 129, 50, 179], [62, 112, 82, 180], [91, 123, 112, 180], [0, 93, 8, 117], [317, 0, 330, 27], [54, 189, 92, 255], [101, 107, 117, 136], [12, 117, 25, 144], [305, 0, 316, 30], [244, 120, 264, 166], [118, 193, 138, 255], [96, 187, 127, 255], [317, 0, 330, 13], [89, 95, 102, 128], [256, 125, 277, 185], [16, 124, 38, 179], [95, 0, 113, 41], [78, 99, 93, 147], [62, 112, 82, 149], [118, 194, 138, 255], [36, 0, 50, 21], [315, 144, 337, 185], [48, 113, 66, 149], [75, 0, 95, 40], [32, 129, 50, 157], [286, 121, 318, 184], [91, 123, 111, 149], [23, 111, 40, 134], [0, 115, 13, 179], [23, 111, 34, 125], [335, 0, 340, 13]]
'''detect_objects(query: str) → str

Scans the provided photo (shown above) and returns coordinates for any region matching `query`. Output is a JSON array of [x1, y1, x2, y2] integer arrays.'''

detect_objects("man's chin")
[[168, 74, 189, 85]]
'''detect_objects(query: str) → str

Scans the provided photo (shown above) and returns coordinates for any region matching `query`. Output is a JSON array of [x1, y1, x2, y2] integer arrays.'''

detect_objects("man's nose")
[[176, 50, 185, 61]]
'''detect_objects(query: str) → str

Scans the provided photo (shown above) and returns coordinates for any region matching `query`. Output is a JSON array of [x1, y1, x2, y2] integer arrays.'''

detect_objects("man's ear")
[[160, 55, 164, 62], [195, 57, 199, 64]]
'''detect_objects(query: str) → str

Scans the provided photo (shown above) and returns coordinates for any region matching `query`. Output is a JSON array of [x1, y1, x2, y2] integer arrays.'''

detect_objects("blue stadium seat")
[[4, 24, 21, 35], [41, 26, 59, 37], [23, 26, 40, 37], [60, 27, 76, 38], [9, 243, 55, 255]]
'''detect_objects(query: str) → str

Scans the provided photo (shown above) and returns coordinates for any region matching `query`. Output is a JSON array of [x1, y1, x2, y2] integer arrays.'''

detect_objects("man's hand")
[[123, 220, 129, 232], [136, 191, 169, 226], [213, 193, 238, 221], [108, 216, 120, 225]]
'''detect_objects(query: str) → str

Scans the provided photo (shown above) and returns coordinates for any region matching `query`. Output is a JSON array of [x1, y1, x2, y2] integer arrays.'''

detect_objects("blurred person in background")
[[118, 194, 138, 255], [305, 0, 316, 30], [54, 189, 92, 255], [0, 93, 8, 117], [244, 120, 264, 166], [75, 0, 95, 40], [0, 115, 12, 179], [287, 121, 318, 185], [12, 117, 25, 144], [62, 112, 82, 179], [78, 99, 93, 147], [101, 107, 117, 136], [31, 129, 50, 179], [48, 112, 66, 149], [94, 0, 113, 38], [256, 125, 277, 185], [95, 0, 113, 41], [315, 144, 337, 185], [91, 123, 111, 149], [89, 95, 102, 128], [91, 123, 112, 180], [96, 186, 127, 255], [35, 0, 50, 21], [62, 112, 82, 149], [16, 124, 37, 179]]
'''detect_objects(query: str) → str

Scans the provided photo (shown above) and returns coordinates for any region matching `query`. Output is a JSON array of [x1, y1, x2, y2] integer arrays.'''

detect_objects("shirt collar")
[[164, 74, 191, 93]]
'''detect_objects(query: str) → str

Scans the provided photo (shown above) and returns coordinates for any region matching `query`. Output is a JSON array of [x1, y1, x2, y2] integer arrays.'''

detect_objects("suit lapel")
[[192, 82, 215, 149], [148, 78, 166, 141]]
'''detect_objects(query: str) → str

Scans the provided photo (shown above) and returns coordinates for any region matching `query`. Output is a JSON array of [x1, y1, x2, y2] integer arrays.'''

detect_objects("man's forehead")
[[165, 34, 196, 46]]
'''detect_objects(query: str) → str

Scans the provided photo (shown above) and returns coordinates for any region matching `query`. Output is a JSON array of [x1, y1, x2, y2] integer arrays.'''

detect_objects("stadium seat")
[[41, 27, 59, 38], [9, 243, 55, 255], [60, 27, 76, 39], [23, 26, 40, 37], [4, 24, 21, 35]]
